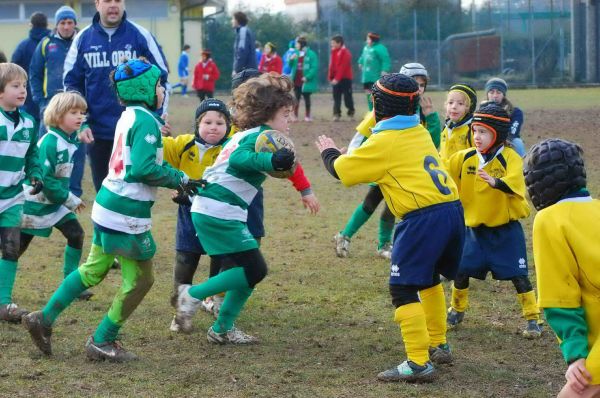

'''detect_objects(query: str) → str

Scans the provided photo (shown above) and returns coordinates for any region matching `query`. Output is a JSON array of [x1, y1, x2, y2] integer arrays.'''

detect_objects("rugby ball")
[[255, 130, 297, 178]]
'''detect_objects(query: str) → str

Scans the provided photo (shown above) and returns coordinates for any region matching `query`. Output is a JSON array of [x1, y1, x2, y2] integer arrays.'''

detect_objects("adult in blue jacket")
[[29, 6, 85, 197], [63, 0, 170, 192], [231, 11, 257, 74], [11, 12, 51, 127]]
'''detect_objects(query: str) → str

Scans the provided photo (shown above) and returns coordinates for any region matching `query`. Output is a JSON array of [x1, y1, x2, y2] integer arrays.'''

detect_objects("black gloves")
[[271, 148, 295, 171], [29, 178, 44, 195], [172, 179, 206, 206]]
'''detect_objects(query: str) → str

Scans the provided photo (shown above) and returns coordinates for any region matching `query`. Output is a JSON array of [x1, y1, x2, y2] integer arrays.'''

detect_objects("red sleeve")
[[328, 50, 335, 81], [192, 63, 201, 89], [335, 48, 351, 81], [258, 54, 266, 72], [274, 56, 283, 74], [212, 62, 220, 82], [287, 162, 311, 192]]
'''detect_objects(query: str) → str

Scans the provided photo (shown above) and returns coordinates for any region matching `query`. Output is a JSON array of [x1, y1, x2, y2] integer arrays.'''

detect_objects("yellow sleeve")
[[162, 134, 194, 170], [334, 134, 386, 187], [499, 150, 526, 199], [355, 111, 376, 139], [444, 150, 464, 187], [533, 211, 581, 309]]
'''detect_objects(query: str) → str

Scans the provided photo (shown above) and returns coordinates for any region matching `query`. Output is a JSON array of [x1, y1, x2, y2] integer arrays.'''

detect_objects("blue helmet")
[[113, 58, 162, 109]]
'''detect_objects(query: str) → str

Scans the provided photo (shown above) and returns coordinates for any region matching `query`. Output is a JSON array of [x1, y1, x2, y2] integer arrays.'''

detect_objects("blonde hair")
[[230, 72, 295, 130], [43, 92, 87, 128], [0, 63, 27, 93]]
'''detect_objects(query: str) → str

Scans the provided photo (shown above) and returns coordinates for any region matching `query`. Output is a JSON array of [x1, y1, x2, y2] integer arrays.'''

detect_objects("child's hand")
[[301, 193, 320, 215], [78, 127, 94, 144], [565, 358, 592, 394], [74, 201, 86, 214], [161, 113, 172, 137], [477, 169, 496, 187], [271, 148, 295, 171], [420, 96, 434, 116], [29, 178, 44, 195], [315, 135, 341, 154]]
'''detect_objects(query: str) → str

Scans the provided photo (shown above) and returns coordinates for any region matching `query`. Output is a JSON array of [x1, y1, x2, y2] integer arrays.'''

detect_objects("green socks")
[[63, 245, 82, 279], [213, 287, 254, 334], [41, 269, 87, 326], [0, 259, 17, 305], [341, 205, 373, 238], [189, 267, 250, 300], [93, 315, 121, 344], [378, 217, 395, 249]]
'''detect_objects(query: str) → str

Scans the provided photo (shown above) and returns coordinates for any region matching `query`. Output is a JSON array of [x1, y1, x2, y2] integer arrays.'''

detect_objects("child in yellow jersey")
[[317, 73, 465, 383], [444, 103, 542, 338], [162, 98, 231, 330], [334, 63, 441, 260], [439, 83, 477, 160], [524, 139, 600, 398]]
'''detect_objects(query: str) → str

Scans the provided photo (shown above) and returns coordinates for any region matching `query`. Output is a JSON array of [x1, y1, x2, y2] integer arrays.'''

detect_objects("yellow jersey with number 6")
[[334, 123, 459, 218]]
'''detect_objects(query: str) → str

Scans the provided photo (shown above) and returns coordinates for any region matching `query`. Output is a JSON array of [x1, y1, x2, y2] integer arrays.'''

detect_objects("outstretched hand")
[[315, 135, 341, 154], [301, 193, 320, 215], [565, 358, 592, 394]]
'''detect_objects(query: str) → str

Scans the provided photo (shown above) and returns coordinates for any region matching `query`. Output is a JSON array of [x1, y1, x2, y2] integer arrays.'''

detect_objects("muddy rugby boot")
[[22, 311, 52, 355], [85, 337, 138, 362]]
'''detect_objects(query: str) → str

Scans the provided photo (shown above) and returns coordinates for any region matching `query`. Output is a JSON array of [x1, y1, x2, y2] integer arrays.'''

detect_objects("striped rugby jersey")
[[191, 126, 274, 222], [91, 106, 183, 234], [21, 127, 81, 229], [0, 108, 41, 213]]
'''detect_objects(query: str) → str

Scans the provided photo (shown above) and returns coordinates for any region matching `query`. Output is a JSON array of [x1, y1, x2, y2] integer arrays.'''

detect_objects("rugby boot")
[[175, 284, 202, 333], [429, 343, 453, 365], [334, 233, 351, 258], [85, 337, 138, 362], [207, 326, 258, 345], [447, 307, 465, 328], [0, 303, 29, 323], [377, 360, 436, 383], [522, 319, 543, 339], [22, 311, 52, 355], [377, 242, 393, 260]]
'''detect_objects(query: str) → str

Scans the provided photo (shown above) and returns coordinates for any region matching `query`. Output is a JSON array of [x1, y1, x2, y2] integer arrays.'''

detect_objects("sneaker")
[[0, 303, 29, 323], [377, 360, 436, 383], [169, 315, 181, 332], [522, 319, 543, 339], [199, 297, 215, 315], [377, 242, 393, 260], [85, 336, 138, 362], [78, 290, 94, 301], [333, 115, 341, 122], [304, 116, 313, 122], [22, 311, 52, 355], [429, 343, 453, 365], [175, 284, 202, 333], [334, 232, 351, 258], [447, 307, 464, 328], [212, 295, 224, 317], [207, 326, 258, 345]]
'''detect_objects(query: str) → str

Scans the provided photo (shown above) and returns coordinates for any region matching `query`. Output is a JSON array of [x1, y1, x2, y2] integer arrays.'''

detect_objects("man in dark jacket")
[[11, 12, 51, 127], [231, 11, 257, 75], [63, 0, 170, 193]]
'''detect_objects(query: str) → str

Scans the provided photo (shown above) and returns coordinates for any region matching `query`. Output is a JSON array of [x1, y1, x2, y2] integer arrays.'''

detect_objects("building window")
[[24, 2, 62, 19], [0, 4, 20, 21]]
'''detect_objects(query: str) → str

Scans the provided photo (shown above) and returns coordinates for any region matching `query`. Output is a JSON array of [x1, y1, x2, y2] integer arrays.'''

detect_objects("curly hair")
[[231, 72, 295, 131]]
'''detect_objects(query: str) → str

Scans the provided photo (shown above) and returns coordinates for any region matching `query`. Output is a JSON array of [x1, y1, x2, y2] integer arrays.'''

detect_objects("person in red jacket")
[[258, 42, 283, 74], [192, 49, 220, 102], [328, 35, 355, 121]]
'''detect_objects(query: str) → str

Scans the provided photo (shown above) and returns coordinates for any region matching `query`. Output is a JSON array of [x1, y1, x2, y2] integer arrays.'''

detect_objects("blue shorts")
[[175, 204, 206, 254], [458, 221, 528, 280], [390, 201, 465, 287], [247, 188, 265, 239]]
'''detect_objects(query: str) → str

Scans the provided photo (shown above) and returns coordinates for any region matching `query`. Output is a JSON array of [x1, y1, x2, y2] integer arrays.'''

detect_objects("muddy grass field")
[[1, 89, 599, 397]]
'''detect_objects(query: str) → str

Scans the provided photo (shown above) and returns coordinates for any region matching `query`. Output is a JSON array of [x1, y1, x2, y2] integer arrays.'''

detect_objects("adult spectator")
[[328, 34, 355, 122], [192, 49, 220, 102], [63, 0, 170, 192], [172, 44, 190, 96], [30, 6, 84, 196], [290, 36, 318, 122], [231, 11, 257, 75], [11, 12, 51, 128], [358, 32, 391, 110]]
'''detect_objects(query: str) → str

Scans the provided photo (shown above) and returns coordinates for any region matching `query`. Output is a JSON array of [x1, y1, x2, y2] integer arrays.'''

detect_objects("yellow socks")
[[451, 285, 469, 312], [517, 291, 540, 321], [394, 302, 430, 366], [420, 283, 448, 347]]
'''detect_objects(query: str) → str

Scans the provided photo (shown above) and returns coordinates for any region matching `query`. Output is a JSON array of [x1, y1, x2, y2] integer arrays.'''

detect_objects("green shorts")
[[92, 227, 156, 261], [21, 212, 76, 237], [0, 204, 23, 228], [191, 213, 258, 256]]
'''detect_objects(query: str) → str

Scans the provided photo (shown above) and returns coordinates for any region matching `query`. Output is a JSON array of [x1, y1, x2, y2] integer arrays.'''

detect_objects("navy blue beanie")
[[485, 78, 508, 95], [55, 6, 77, 24]]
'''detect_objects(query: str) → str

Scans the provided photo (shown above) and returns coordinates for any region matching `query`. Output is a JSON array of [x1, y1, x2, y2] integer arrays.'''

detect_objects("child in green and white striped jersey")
[[20, 92, 91, 300]]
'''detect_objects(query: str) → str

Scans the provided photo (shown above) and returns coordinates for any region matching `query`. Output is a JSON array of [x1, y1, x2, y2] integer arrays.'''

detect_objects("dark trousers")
[[294, 86, 312, 117], [88, 138, 114, 192], [69, 144, 86, 197], [196, 90, 213, 102], [332, 78, 355, 117]]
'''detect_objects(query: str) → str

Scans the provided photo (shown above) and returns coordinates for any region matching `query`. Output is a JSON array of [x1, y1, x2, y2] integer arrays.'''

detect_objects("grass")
[[1, 89, 598, 397]]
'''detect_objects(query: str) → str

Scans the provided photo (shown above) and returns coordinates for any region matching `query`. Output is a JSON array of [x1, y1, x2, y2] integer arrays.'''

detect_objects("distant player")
[[23, 58, 190, 361], [334, 62, 441, 260], [0, 63, 43, 323], [317, 73, 465, 382], [174, 73, 296, 344], [20, 92, 91, 300], [439, 83, 477, 161], [524, 139, 600, 398], [444, 103, 542, 338]]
